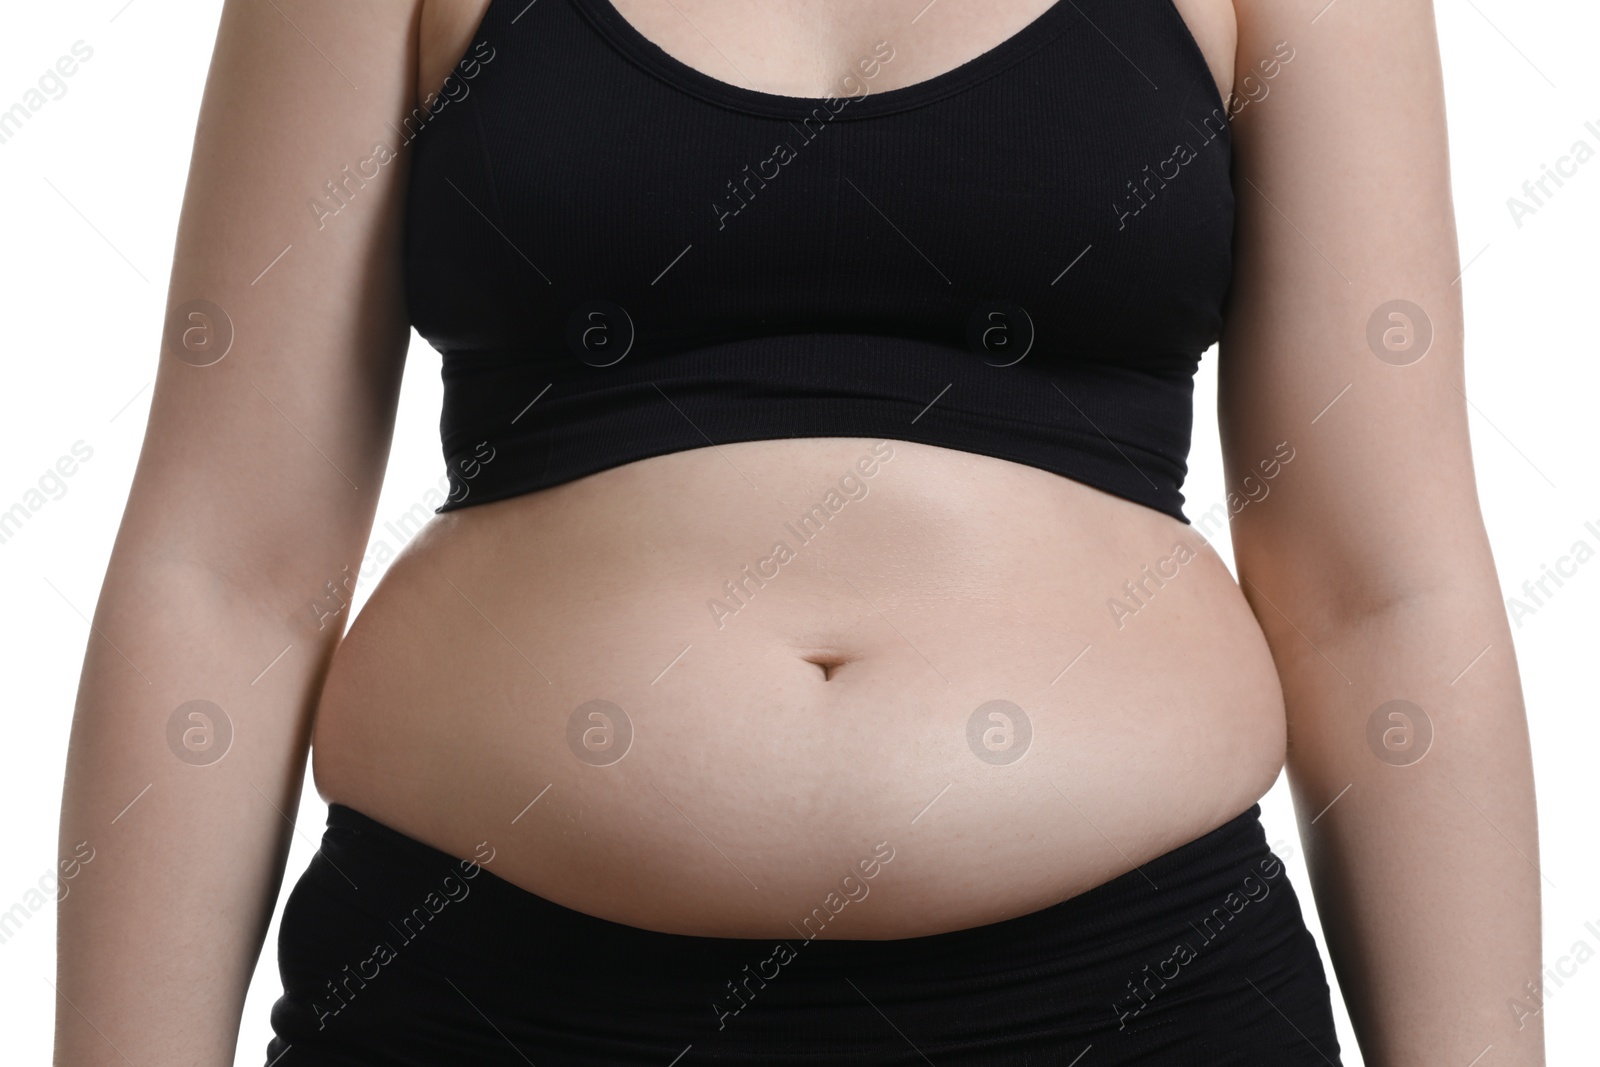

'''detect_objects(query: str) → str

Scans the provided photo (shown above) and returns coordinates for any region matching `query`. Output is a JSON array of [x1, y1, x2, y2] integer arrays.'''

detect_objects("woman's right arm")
[[54, 1, 425, 1062]]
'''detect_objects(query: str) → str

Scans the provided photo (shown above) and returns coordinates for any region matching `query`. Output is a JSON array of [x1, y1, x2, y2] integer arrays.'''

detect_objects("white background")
[[2, 0, 1595, 1064]]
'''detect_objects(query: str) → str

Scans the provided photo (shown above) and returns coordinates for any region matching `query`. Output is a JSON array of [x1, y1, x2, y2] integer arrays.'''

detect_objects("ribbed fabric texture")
[[403, 0, 1235, 522], [266, 803, 1342, 1064]]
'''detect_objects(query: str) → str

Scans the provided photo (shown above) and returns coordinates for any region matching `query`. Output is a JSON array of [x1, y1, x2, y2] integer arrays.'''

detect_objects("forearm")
[[1263, 581, 1543, 1066], [54, 556, 347, 1066]]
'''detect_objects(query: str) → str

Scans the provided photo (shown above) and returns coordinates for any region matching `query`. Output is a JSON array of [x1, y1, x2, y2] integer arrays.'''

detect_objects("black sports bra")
[[404, 0, 1234, 523]]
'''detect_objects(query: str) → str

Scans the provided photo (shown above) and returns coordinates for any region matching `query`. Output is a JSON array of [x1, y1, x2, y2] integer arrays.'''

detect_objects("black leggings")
[[265, 803, 1343, 1065]]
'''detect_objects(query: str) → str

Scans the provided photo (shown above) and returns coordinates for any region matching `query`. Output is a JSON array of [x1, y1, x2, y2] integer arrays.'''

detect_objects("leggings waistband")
[[316, 800, 1277, 976], [268, 801, 1342, 1065]]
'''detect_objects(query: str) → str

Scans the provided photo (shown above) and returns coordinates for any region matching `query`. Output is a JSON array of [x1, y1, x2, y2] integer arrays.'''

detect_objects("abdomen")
[[310, 438, 1285, 938]]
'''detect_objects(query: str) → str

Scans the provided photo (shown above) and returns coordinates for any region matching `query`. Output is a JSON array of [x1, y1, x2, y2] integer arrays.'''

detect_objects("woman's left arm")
[[1218, 0, 1543, 1064]]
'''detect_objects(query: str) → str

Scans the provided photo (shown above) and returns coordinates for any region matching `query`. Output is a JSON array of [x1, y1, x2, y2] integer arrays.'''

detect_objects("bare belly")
[[310, 438, 1286, 939]]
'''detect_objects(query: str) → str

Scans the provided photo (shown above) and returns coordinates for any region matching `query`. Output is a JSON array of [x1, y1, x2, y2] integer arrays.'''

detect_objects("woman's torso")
[[309, 0, 1285, 941]]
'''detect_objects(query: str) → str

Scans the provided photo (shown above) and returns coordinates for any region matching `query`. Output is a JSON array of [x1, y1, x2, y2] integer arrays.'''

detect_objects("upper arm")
[[123, 0, 424, 600], [1217, 0, 1491, 619]]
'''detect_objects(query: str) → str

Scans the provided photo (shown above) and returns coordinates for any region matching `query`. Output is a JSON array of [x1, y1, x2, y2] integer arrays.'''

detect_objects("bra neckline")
[[566, 0, 1082, 120]]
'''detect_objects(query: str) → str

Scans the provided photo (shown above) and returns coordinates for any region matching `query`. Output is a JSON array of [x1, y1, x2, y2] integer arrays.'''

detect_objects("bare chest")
[[416, 0, 1234, 112]]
